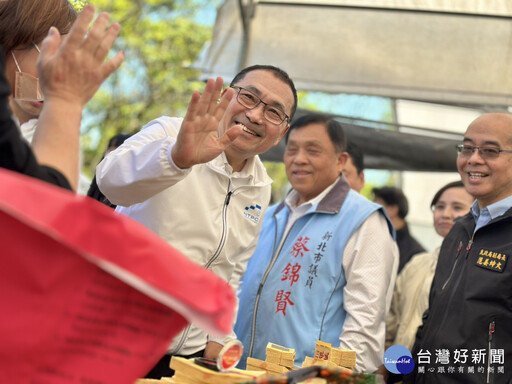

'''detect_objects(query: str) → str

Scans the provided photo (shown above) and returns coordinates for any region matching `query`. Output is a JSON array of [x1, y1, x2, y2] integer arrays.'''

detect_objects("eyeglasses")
[[231, 86, 289, 125], [456, 144, 512, 160]]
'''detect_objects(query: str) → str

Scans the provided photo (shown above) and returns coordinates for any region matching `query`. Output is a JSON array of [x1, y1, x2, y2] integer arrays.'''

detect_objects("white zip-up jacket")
[[96, 116, 272, 355]]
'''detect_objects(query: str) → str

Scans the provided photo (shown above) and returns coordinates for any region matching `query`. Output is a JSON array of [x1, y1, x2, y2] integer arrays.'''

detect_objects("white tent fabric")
[[193, 0, 512, 108]]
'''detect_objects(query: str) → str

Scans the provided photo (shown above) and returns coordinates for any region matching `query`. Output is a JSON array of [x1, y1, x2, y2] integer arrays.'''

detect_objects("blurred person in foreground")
[[0, 0, 76, 130], [0, 3, 124, 190], [235, 113, 398, 372], [384, 181, 473, 383], [0, 0, 97, 194], [405, 113, 512, 383]]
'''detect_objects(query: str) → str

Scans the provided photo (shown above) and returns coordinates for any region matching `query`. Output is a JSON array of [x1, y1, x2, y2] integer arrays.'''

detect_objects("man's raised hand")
[[171, 77, 241, 169]]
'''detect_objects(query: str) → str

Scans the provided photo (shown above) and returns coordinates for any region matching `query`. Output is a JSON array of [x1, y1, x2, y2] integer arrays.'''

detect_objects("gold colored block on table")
[[314, 340, 332, 360], [266, 342, 295, 358], [169, 356, 264, 384], [302, 356, 339, 368], [302, 356, 315, 367], [247, 357, 290, 376], [247, 357, 289, 373], [329, 347, 343, 364], [266, 355, 295, 368], [304, 340, 357, 369], [133, 378, 173, 384], [329, 347, 356, 369], [265, 342, 296, 368]]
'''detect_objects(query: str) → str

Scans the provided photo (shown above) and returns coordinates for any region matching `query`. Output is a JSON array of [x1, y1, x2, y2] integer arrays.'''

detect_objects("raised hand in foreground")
[[32, 4, 124, 191]]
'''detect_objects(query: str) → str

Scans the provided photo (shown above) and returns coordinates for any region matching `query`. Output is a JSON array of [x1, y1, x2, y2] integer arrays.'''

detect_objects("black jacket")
[[0, 46, 71, 190], [405, 208, 512, 384], [396, 224, 426, 273]]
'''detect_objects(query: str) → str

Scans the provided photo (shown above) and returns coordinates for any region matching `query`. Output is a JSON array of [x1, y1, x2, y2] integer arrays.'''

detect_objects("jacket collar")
[[275, 175, 351, 215], [207, 153, 273, 187], [457, 206, 512, 235]]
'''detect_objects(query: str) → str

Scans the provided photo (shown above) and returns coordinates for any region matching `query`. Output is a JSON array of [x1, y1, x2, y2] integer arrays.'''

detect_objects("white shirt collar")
[[285, 176, 340, 211]]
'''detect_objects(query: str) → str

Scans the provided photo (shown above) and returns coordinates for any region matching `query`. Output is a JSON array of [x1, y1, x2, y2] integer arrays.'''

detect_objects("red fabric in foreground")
[[0, 168, 235, 384]]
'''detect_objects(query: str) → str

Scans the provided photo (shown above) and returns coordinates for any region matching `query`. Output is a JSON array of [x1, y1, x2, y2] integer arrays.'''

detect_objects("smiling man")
[[235, 113, 398, 373], [96, 65, 297, 379], [405, 113, 512, 384]]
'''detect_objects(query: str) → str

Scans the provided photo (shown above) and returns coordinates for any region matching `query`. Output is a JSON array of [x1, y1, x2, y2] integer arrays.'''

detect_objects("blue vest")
[[235, 180, 392, 368]]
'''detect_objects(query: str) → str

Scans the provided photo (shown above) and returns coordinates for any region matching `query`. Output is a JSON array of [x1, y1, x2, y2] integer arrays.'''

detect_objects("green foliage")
[[263, 162, 290, 204], [69, 0, 87, 11], [360, 181, 376, 200], [76, 0, 214, 176]]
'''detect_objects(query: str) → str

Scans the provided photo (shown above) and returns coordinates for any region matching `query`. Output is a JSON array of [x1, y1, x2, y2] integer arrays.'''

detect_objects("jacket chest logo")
[[244, 204, 262, 224], [475, 248, 508, 273]]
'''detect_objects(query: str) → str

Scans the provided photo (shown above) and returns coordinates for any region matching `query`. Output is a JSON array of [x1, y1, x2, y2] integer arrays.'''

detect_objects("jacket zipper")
[[465, 238, 473, 259], [204, 182, 232, 269], [167, 324, 192, 355], [171, 183, 233, 354], [441, 241, 464, 290], [246, 209, 333, 358], [487, 321, 495, 384], [247, 215, 284, 358], [441, 237, 473, 290], [432, 238, 473, 343]]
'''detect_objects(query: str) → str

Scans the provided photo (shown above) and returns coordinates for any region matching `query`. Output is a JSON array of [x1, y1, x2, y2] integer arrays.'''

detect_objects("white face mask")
[[11, 43, 43, 102]]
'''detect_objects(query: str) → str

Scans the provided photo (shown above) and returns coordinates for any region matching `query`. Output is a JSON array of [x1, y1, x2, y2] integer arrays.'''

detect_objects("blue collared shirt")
[[471, 195, 512, 232]]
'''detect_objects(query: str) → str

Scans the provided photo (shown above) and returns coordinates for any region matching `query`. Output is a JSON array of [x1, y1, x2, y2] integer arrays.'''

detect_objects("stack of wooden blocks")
[[266, 342, 296, 369], [160, 356, 264, 384], [302, 340, 357, 370], [246, 340, 357, 378], [136, 341, 365, 383], [246, 342, 297, 376]]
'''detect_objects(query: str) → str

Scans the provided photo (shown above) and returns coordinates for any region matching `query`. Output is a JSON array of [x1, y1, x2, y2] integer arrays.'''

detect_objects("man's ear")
[[274, 124, 290, 146], [337, 152, 349, 173]]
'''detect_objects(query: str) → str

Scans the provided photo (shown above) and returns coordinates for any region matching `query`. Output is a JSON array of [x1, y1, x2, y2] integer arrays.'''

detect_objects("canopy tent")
[[192, 0, 512, 171]]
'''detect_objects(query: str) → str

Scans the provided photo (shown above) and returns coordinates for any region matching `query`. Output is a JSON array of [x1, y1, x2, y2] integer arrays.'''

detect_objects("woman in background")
[[384, 181, 474, 383], [0, 0, 100, 192], [0, 0, 77, 129]]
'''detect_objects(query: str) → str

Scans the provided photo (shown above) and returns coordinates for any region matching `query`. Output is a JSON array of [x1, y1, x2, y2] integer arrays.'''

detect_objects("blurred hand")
[[37, 3, 124, 108], [203, 341, 223, 361], [171, 77, 241, 169]]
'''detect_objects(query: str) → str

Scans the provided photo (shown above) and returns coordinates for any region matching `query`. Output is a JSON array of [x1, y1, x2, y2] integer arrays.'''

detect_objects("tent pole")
[[391, 98, 403, 188], [237, 0, 254, 71]]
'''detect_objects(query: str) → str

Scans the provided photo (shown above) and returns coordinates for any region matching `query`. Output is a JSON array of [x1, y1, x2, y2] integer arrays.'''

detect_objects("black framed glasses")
[[456, 144, 512, 160], [231, 86, 289, 125]]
